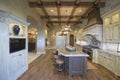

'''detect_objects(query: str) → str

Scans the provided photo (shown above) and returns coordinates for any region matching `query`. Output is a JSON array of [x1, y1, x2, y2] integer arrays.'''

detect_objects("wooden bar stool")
[[51, 54, 59, 63], [54, 58, 64, 74], [51, 50, 59, 61]]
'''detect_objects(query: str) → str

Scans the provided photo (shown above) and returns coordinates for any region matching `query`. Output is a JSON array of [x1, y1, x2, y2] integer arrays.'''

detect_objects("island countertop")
[[58, 49, 89, 57]]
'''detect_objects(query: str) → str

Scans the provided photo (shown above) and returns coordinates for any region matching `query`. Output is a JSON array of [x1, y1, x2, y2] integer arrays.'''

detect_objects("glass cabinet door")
[[104, 17, 111, 25], [112, 13, 120, 23]]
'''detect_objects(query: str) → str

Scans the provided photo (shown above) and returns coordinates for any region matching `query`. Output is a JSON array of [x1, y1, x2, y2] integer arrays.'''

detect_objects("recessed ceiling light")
[[50, 9, 54, 12], [78, 9, 82, 12]]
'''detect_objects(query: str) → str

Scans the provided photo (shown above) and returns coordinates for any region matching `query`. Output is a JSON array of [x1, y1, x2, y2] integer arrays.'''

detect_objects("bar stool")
[[54, 58, 64, 74], [51, 50, 59, 62]]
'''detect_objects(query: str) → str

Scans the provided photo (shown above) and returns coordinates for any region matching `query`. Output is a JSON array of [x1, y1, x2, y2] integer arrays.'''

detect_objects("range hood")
[[84, 8, 102, 29]]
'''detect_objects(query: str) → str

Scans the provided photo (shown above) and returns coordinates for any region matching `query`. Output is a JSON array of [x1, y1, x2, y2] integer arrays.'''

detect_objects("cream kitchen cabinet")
[[97, 51, 104, 65], [103, 10, 120, 43], [116, 56, 120, 76], [8, 50, 27, 80], [112, 23, 120, 43], [92, 49, 99, 64], [97, 50, 117, 75], [0, 10, 29, 80], [104, 53, 116, 72], [103, 25, 113, 42]]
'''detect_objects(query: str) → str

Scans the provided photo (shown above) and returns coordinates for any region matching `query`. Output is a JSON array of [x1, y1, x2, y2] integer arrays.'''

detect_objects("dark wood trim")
[[47, 21, 82, 23], [29, 1, 105, 8], [68, 7, 77, 23], [57, 0, 61, 25], [41, 16, 83, 18], [67, 0, 80, 23]]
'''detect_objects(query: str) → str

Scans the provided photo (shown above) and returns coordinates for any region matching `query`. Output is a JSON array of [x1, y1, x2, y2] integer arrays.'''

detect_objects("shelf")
[[9, 35, 26, 39]]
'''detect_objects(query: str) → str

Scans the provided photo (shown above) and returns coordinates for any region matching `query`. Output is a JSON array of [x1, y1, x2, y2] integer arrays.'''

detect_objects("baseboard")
[[37, 51, 45, 54]]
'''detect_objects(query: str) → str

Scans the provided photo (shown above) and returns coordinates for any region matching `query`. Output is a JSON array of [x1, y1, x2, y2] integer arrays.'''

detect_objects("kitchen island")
[[58, 49, 89, 77]]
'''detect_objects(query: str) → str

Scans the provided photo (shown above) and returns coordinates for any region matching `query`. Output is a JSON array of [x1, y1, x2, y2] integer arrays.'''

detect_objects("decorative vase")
[[13, 25, 20, 35]]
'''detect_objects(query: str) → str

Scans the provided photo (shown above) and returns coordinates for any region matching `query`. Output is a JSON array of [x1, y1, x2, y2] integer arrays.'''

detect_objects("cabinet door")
[[111, 12, 120, 24], [17, 53, 25, 69], [112, 23, 120, 42], [103, 17, 111, 25], [17, 51, 27, 69], [106, 54, 116, 73], [103, 25, 113, 42], [9, 55, 18, 75], [117, 57, 120, 76], [98, 53, 104, 66], [118, 57, 120, 76]]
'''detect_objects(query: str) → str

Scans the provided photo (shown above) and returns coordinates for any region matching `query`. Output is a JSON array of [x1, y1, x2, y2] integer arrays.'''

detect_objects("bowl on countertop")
[[65, 45, 76, 52]]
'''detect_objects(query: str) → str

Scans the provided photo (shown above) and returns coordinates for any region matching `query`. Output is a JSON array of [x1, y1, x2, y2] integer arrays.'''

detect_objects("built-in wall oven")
[[9, 38, 26, 53]]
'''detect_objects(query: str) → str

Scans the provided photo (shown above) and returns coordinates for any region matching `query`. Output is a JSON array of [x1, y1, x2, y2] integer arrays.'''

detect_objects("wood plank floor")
[[18, 50, 119, 80]]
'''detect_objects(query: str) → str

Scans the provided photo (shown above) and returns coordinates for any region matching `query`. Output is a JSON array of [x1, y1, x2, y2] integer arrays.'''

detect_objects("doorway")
[[69, 34, 74, 46], [28, 28, 40, 64], [28, 27, 37, 52]]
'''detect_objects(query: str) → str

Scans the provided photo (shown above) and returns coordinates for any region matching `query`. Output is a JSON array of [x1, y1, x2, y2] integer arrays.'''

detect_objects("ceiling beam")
[[29, 1, 105, 8], [47, 21, 82, 23], [68, 0, 80, 23], [36, 0, 52, 26], [41, 15, 84, 18], [41, 7, 51, 21], [56, 0, 61, 25]]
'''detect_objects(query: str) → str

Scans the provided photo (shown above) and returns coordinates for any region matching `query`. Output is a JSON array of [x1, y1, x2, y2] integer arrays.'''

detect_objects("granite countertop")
[[58, 49, 89, 57], [97, 49, 120, 56]]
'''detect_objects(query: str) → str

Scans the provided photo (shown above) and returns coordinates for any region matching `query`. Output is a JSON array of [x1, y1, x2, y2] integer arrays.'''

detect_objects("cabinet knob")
[[19, 54, 22, 56]]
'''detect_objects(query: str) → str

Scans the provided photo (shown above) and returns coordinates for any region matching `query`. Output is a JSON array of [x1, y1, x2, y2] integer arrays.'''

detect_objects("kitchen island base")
[[65, 57, 87, 77]]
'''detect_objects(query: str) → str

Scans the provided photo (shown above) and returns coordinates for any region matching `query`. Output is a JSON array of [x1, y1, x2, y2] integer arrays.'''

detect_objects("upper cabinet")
[[102, 10, 120, 43], [112, 12, 120, 24], [104, 17, 111, 25]]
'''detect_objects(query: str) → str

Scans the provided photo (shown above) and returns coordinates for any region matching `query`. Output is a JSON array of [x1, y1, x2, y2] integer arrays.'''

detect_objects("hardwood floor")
[[18, 50, 119, 80]]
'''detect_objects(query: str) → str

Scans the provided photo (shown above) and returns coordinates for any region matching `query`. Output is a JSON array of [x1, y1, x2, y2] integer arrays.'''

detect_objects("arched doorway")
[[69, 34, 74, 46], [28, 27, 37, 52], [27, 16, 40, 64]]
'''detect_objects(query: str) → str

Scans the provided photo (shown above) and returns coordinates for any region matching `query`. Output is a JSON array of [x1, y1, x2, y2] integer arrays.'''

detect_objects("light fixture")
[[50, 9, 54, 12], [61, 24, 71, 35], [78, 9, 82, 12]]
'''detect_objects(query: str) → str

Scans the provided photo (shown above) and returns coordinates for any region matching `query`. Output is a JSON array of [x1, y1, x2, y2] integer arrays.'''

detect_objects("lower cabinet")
[[116, 57, 120, 76], [8, 50, 28, 80], [92, 49, 99, 63], [97, 50, 117, 76]]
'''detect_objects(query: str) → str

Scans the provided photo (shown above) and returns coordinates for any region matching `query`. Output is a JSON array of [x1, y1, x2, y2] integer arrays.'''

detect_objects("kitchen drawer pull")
[[19, 54, 22, 56]]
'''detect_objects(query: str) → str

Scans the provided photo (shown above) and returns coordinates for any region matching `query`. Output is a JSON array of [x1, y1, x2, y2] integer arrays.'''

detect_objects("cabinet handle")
[[19, 54, 22, 56]]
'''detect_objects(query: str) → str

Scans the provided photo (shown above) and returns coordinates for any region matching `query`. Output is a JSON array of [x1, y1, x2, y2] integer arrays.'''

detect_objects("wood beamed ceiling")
[[29, 0, 105, 27]]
